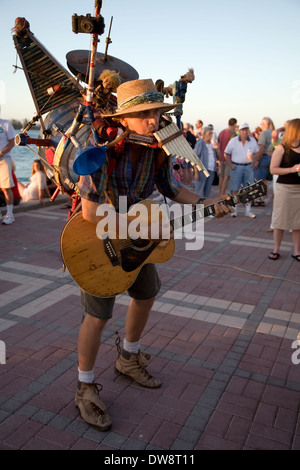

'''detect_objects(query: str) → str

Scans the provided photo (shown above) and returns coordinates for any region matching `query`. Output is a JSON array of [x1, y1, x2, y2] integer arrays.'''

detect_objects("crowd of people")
[[1, 113, 299, 262], [0, 117, 51, 224], [180, 116, 300, 261], [181, 116, 276, 203]]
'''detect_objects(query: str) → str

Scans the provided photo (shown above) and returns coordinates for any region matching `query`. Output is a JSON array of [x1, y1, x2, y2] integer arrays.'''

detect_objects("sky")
[[0, 0, 300, 134]]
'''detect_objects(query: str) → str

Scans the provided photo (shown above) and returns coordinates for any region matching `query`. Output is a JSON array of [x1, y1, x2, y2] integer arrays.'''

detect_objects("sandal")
[[268, 252, 280, 260], [292, 254, 300, 262]]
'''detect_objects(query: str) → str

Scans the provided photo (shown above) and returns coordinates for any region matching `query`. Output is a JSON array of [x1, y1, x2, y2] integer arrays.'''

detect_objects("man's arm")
[[171, 185, 233, 217], [82, 198, 100, 224], [0, 138, 15, 157]]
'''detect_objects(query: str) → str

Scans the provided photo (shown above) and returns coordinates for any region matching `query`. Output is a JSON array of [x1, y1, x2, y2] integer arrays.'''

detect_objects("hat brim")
[[101, 101, 176, 118]]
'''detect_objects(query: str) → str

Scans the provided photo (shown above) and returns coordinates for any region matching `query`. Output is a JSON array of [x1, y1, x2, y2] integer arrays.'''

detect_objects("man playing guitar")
[[74, 78, 233, 431]]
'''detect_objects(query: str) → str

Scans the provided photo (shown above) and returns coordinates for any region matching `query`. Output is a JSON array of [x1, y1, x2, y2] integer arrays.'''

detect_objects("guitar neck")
[[170, 196, 235, 231]]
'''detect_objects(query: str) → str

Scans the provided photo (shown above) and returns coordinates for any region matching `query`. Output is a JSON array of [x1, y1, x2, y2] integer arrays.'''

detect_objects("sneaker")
[[245, 211, 256, 219], [75, 382, 112, 431], [115, 349, 161, 388], [231, 206, 238, 218], [2, 214, 15, 225]]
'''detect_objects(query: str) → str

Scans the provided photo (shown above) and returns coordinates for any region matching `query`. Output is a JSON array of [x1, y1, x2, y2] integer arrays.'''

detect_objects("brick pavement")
[[0, 191, 299, 451]]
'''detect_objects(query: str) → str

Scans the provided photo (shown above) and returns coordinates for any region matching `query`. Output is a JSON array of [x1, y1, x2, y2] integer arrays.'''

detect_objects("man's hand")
[[207, 195, 234, 218]]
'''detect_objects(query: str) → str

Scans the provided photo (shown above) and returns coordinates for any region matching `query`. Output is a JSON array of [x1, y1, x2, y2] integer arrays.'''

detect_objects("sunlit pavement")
[[0, 188, 299, 450]]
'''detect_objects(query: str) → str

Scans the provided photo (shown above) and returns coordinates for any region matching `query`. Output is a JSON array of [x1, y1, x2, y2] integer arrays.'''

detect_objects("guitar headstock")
[[236, 180, 268, 204]]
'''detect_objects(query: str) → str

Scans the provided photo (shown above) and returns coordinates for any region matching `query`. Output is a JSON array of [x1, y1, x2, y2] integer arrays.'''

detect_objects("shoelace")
[[89, 383, 106, 415], [135, 355, 154, 379]]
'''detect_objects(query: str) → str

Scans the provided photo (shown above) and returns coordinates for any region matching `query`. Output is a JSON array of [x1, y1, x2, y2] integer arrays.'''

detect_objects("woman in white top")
[[17, 159, 50, 204]]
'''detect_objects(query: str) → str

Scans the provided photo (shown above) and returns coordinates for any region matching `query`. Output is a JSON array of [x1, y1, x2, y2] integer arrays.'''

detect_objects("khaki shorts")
[[219, 161, 231, 178], [80, 263, 161, 320], [0, 156, 14, 189]]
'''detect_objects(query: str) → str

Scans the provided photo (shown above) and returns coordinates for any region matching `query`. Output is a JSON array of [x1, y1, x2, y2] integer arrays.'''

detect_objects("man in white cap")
[[75, 78, 233, 431], [224, 122, 259, 218]]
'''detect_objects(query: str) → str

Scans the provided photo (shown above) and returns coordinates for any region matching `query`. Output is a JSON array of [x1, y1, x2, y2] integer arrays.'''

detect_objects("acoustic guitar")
[[60, 180, 267, 297]]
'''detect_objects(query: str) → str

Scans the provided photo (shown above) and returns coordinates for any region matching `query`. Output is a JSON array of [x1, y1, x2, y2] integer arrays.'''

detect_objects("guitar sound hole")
[[130, 238, 151, 249]]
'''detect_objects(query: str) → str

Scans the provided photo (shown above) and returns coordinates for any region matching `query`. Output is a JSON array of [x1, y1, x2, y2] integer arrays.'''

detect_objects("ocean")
[[11, 128, 40, 184]]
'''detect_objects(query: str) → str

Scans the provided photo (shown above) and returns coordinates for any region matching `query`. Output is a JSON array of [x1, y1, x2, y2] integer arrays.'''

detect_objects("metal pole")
[[102, 16, 113, 62], [86, 0, 102, 104]]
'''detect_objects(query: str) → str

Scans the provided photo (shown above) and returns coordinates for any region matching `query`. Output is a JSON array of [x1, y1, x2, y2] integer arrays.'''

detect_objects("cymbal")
[[66, 49, 139, 84]]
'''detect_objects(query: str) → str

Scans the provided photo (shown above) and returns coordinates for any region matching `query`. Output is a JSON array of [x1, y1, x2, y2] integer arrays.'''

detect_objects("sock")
[[245, 203, 251, 213], [78, 367, 94, 384], [123, 339, 140, 354], [6, 204, 13, 217]]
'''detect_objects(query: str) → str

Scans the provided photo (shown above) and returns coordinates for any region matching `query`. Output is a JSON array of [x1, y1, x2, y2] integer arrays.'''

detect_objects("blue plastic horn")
[[73, 145, 107, 175]]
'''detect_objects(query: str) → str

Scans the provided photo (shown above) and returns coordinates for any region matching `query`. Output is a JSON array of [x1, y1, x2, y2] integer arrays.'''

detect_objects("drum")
[[52, 123, 91, 195], [38, 99, 90, 196]]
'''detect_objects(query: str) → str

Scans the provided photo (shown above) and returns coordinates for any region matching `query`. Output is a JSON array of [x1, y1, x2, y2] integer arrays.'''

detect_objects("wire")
[[173, 254, 300, 287]]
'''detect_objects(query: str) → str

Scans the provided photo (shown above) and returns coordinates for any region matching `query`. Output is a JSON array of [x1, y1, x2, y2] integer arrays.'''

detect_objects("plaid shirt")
[[79, 143, 182, 210]]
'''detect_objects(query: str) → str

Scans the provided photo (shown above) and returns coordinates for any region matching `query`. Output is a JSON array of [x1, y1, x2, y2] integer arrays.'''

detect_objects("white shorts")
[[0, 156, 14, 189]]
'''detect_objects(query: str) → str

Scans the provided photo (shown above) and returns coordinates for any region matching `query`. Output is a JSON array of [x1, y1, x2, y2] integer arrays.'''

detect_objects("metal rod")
[[86, 0, 102, 105], [102, 16, 113, 62]]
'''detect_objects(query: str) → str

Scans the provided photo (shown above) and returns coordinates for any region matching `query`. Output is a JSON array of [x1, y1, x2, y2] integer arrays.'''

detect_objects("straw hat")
[[101, 79, 176, 118]]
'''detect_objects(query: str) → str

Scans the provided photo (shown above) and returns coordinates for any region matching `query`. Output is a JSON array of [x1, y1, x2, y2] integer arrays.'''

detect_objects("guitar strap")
[[103, 144, 167, 354]]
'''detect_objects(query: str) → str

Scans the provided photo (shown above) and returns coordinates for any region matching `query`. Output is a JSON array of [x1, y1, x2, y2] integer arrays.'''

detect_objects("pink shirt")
[[218, 129, 230, 161]]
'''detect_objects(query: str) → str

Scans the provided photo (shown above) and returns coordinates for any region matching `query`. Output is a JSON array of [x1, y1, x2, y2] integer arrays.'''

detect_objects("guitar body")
[[60, 201, 175, 297]]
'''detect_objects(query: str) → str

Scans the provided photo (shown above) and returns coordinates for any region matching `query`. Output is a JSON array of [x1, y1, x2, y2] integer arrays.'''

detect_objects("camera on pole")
[[72, 14, 105, 35]]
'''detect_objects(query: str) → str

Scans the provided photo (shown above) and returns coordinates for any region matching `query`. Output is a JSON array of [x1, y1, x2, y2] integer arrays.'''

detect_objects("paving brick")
[[3, 419, 44, 448], [132, 415, 164, 443], [151, 421, 181, 449], [0, 414, 28, 441], [36, 424, 80, 448], [196, 432, 241, 450]]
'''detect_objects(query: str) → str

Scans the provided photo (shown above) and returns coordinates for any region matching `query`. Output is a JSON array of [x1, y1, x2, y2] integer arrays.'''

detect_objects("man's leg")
[[220, 174, 230, 196], [2, 188, 14, 225], [78, 314, 107, 373], [76, 314, 112, 431], [115, 297, 161, 388], [125, 297, 154, 342], [75, 292, 114, 432]]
